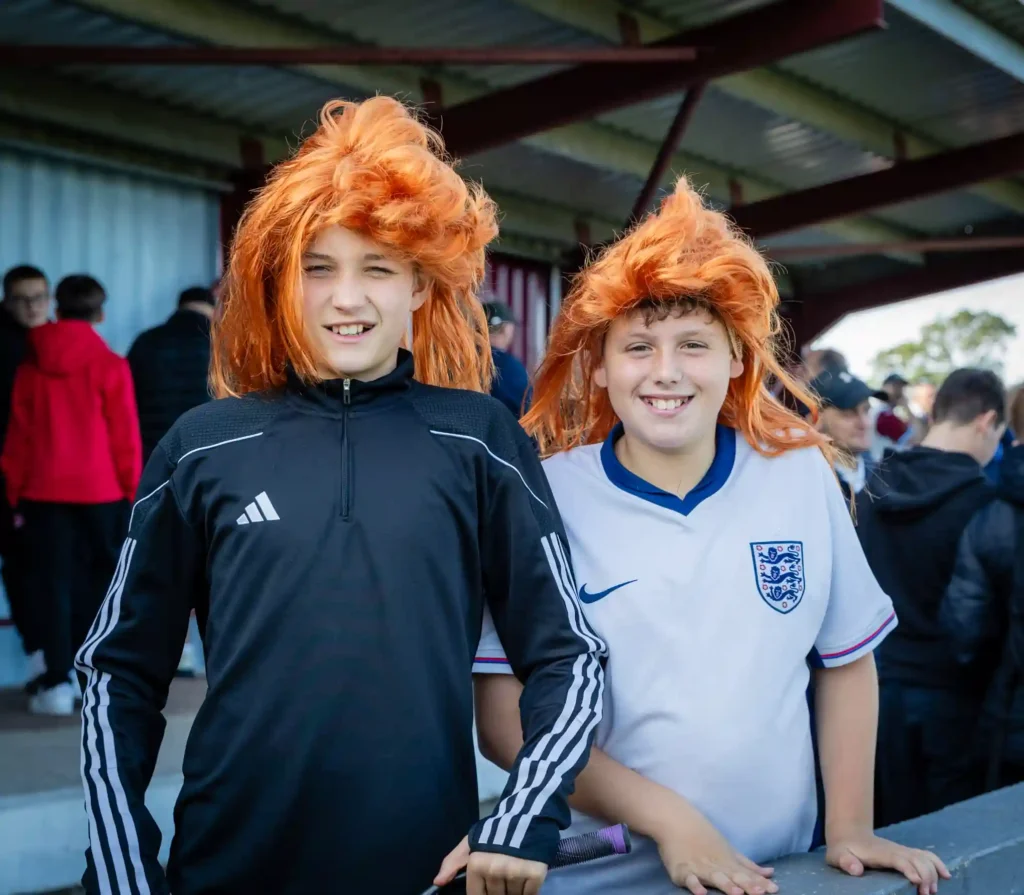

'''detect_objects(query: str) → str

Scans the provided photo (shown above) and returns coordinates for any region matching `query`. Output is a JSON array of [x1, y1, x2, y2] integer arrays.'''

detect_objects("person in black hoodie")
[[942, 442, 1024, 790], [855, 368, 1007, 826]]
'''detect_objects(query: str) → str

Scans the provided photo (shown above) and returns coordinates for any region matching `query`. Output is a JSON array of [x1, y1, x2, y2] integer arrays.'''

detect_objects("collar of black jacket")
[[284, 348, 415, 413]]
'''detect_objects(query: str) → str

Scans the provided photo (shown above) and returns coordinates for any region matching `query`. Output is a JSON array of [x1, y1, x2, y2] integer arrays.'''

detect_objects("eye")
[[366, 265, 396, 276], [302, 264, 332, 275], [681, 341, 708, 350], [626, 344, 651, 353]]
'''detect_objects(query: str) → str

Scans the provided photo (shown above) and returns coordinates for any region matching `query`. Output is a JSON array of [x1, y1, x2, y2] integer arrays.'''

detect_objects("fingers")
[[910, 852, 940, 895], [673, 862, 777, 895], [708, 870, 743, 895], [434, 837, 471, 886], [738, 855, 776, 878], [890, 856, 923, 887], [467, 864, 485, 895], [836, 848, 865, 877], [523, 876, 544, 895], [683, 873, 708, 895]]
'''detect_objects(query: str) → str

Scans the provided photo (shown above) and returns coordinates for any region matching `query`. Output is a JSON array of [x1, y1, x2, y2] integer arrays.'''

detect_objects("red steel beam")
[[734, 131, 1024, 239], [629, 83, 706, 225], [797, 249, 1024, 343], [438, 0, 884, 156], [0, 44, 696, 66]]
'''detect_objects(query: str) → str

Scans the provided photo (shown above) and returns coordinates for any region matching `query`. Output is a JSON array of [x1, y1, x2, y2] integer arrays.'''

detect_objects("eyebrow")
[[301, 252, 334, 263], [623, 326, 712, 340]]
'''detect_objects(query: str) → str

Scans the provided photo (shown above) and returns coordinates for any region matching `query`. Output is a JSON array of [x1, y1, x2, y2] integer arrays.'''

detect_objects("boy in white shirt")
[[437, 178, 949, 895]]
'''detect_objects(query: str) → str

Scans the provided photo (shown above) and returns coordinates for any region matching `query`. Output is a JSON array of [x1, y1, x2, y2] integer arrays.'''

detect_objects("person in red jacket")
[[1, 274, 141, 715]]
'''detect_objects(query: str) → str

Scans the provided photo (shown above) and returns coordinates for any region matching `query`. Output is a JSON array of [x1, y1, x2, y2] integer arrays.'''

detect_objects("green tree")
[[871, 309, 1017, 386]]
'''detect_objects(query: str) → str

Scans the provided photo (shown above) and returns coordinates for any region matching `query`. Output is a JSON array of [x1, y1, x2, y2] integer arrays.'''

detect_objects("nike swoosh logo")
[[578, 579, 637, 604]]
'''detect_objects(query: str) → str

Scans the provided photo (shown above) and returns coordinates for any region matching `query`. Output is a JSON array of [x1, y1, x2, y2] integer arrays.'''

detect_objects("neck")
[[922, 422, 982, 463], [616, 427, 717, 498]]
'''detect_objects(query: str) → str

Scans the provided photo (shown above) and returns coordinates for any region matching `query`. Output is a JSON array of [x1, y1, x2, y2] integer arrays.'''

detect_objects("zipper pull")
[[343, 379, 351, 405]]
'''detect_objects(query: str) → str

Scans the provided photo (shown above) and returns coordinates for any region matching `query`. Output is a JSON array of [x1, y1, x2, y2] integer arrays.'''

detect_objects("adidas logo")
[[236, 492, 280, 525]]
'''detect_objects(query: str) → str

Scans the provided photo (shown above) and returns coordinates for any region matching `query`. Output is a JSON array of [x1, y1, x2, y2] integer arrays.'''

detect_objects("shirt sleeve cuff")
[[816, 610, 897, 668], [473, 654, 514, 675]]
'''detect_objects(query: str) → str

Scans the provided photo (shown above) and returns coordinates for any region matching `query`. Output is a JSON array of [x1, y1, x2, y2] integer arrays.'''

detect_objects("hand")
[[434, 836, 548, 895], [826, 832, 950, 895], [654, 810, 777, 895]]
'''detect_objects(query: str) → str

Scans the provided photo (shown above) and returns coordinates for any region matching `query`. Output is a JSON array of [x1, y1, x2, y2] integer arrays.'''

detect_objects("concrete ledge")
[[0, 777, 180, 895], [770, 782, 1024, 895]]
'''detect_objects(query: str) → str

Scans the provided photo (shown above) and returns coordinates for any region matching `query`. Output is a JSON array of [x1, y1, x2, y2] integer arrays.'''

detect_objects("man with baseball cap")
[[483, 300, 531, 419], [811, 369, 888, 498]]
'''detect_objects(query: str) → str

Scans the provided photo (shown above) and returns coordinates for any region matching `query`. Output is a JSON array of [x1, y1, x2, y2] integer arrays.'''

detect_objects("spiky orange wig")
[[212, 96, 498, 398], [521, 177, 830, 460]]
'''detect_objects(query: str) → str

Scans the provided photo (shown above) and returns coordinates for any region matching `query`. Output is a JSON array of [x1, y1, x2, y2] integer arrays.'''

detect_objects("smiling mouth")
[[641, 395, 693, 413], [325, 323, 375, 338]]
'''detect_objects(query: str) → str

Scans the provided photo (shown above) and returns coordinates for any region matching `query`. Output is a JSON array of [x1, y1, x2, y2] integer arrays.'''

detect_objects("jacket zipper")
[[340, 378, 352, 520]]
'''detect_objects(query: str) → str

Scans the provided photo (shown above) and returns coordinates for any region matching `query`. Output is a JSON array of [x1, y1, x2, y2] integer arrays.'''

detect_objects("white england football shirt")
[[476, 424, 896, 892]]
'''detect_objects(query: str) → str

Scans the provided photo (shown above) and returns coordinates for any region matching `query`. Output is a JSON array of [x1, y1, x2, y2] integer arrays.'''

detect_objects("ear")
[[593, 362, 608, 390], [729, 355, 744, 380], [976, 409, 998, 432], [410, 271, 430, 313]]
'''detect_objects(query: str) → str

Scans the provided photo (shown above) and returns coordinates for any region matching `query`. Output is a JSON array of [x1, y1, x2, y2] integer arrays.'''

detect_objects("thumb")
[[838, 850, 864, 877], [434, 836, 471, 885]]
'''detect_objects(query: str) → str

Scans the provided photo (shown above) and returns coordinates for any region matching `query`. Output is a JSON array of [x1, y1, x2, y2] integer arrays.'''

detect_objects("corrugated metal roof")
[[464, 143, 642, 223], [776, 6, 1024, 147], [2, 0, 363, 132], [602, 85, 891, 192], [955, 0, 1024, 46], [4, 0, 1023, 270], [628, 0, 774, 28], [248, 0, 599, 89]]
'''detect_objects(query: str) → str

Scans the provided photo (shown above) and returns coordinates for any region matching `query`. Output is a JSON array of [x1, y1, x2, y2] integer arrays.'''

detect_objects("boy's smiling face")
[[595, 305, 743, 456], [301, 225, 427, 382]]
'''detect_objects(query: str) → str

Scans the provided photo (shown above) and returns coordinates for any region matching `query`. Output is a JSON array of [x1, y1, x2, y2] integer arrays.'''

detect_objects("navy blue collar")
[[600, 423, 737, 516]]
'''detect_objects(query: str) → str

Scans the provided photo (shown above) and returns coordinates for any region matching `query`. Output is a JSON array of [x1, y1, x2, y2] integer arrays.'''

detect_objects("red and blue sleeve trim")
[[819, 611, 896, 663]]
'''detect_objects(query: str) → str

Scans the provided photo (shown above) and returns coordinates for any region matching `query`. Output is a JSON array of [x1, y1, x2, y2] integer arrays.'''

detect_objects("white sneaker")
[[28, 682, 75, 717], [26, 649, 46, 679], [177, 642, 198, 677]]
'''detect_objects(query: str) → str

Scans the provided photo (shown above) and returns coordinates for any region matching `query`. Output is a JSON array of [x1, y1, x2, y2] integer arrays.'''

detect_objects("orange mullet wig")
[[211, 96, 498, 398], [521, 177, 831, 461]]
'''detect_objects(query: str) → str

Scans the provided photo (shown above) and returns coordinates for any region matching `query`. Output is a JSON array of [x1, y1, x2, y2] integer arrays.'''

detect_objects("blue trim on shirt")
[[599, 423, 737, 515]]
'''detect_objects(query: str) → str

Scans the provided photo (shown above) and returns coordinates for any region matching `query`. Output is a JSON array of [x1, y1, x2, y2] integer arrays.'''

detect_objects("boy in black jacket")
[[942, 442, 1024, 790], [76, 97, 606, 895], [855, 368, 1006, 826]]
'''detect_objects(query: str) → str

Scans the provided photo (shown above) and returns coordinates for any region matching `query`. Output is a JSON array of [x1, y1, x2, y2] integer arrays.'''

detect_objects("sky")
[[811, 271, 1024, 387]]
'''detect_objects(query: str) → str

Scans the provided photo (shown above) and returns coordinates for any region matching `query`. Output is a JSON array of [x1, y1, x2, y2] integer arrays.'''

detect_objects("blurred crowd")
[[790, 346, 1024, 824], [0, 264, 216, 716]]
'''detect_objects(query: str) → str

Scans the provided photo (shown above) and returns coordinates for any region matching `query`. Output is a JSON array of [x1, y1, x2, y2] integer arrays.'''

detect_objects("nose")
[[330, 271, 367, 312], [652, 347, 683, 385]]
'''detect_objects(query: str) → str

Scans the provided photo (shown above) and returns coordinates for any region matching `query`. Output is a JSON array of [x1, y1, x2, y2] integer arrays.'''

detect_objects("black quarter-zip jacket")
[[77, 350, 606, 895]]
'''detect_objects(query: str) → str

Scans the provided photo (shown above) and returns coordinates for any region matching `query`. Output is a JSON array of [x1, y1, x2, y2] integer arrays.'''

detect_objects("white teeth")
[[332, 324, 366, 336], [649, 397, 685, 411]]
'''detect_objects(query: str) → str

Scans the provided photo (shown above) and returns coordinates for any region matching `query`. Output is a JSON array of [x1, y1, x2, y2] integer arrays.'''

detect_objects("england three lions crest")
[[751, 542, 805, 614]]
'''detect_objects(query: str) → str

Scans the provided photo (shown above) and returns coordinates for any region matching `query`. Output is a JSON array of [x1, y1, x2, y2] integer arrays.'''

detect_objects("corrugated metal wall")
[[480, 252, 560, 372], [0, 145, 220, 354], [0, 145, 220, 685]]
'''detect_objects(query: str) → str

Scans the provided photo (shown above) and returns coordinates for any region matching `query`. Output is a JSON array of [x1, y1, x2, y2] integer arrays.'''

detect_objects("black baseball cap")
[[810, 370, 887, 411], [482, 301, 515, 328], [882, 373, 909, 387]]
